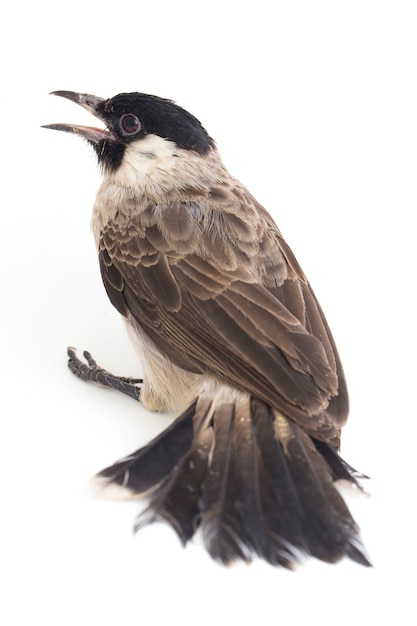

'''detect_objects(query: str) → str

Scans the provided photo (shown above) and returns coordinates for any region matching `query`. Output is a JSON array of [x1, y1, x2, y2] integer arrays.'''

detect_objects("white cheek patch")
[[124, 135, 177, 173], [106, 134, 178, 190]]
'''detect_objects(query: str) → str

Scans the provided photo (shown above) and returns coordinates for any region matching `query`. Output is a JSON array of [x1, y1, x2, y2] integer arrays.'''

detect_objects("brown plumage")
[[44, 90, 369, 567], [99, 196, 344, 439]]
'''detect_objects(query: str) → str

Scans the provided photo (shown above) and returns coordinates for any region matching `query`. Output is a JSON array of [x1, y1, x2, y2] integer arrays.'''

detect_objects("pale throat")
[[91, 135, 225, 239]]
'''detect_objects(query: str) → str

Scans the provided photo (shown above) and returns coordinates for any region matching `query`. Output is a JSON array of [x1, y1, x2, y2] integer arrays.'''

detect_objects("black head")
[[43, 91, 215, 171]]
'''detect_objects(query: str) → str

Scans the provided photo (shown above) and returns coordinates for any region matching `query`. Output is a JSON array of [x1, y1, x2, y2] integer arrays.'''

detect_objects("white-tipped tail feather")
[[95, 391, 370, 567]]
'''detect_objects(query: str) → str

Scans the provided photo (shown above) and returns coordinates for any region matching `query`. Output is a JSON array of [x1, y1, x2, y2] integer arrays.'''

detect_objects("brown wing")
[[98, 198, 348, 443]]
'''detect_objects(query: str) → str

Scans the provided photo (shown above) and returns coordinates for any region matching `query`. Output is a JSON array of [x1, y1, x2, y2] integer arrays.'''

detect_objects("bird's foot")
[[67, 347, 143, 401]]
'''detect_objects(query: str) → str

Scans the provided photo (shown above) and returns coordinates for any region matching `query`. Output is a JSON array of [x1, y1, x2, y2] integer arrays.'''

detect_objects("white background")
[[1, 1, 416, 623]]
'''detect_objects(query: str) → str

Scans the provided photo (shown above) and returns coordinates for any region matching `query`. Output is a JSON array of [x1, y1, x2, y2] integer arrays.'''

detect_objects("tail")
[[95, 394, 370, 567]]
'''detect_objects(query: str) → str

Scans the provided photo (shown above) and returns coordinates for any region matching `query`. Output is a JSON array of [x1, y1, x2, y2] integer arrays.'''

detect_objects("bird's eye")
[[120, 114, 141, 136]]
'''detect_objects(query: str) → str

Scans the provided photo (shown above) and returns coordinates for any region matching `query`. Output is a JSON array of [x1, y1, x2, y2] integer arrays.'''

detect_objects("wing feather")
[[98, 197, 348, 441]]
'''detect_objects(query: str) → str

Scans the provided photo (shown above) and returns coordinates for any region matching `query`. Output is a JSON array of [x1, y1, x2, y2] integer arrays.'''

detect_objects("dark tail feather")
[[312, 437, 369, 485], [95, 394, 370, 567], [95, 400, 197, 495], [198, 401, 254, 563], [269, 407, 370, 565], [134, 398, 213, 542], [219, 396, 301, 567]]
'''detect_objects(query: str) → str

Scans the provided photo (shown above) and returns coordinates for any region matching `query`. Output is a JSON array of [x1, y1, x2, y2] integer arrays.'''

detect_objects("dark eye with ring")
[[119, 114, 141, 136]]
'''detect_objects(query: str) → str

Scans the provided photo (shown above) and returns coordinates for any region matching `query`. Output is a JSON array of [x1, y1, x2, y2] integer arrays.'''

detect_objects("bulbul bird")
[[43, 90, 369, 567]]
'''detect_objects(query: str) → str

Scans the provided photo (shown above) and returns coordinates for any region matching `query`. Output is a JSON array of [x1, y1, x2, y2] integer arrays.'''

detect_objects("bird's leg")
[[67, 347, 143, 402]]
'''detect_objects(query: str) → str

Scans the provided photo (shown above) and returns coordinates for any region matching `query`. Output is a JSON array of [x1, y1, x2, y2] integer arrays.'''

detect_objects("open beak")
[[42, 91, 115, 144]]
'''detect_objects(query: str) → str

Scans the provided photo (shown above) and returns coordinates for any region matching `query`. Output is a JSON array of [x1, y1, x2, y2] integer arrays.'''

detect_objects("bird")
[[43, 90, 370, 568]]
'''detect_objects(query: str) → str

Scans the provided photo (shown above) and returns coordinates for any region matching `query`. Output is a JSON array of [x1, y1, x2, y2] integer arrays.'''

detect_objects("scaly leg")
[[67, 347, 142, 402]]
